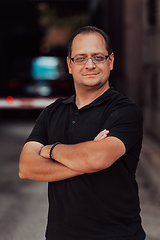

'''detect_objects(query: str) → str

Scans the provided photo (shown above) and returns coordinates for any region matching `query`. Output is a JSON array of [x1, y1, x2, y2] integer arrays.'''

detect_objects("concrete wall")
[[142, 0, 160, 140], [122, 0, 160, 141], [123, 0, 143, 105]]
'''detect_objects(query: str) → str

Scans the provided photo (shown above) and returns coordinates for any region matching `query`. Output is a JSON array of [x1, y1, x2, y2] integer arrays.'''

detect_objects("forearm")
[[39, 130, 125, 174], [51, 141, 103, 173], [19, 142, 83, 182], [41, 136, 125, 173]]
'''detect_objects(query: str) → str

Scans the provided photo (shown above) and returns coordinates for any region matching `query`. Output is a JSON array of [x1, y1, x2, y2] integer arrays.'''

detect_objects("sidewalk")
[[0, 120, 159, 240], [139, 132, 160, 199], [137, 133, 160, 240]]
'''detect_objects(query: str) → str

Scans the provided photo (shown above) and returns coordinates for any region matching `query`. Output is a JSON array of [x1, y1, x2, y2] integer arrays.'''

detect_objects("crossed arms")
[[19, 129, 126, 182]]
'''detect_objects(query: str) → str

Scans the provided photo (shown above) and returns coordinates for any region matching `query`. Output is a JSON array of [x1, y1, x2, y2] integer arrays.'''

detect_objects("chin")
[[82, 81, 100, 86], [82, 79, 101, 87]]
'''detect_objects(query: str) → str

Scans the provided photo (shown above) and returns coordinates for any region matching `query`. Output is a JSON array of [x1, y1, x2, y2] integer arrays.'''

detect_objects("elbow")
[[19, 159, 29, 179], [19, 165, 27, 179], [92, 158, 107, 171], [86, 154, 106, 172], [87, 152, 111, 172], [19, 151, 32, 180], [19, 167, 32, 180], [19, 171, 25, 179]]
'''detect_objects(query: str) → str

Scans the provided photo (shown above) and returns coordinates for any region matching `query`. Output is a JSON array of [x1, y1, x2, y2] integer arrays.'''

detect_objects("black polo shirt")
[[26, 87, 146, 240]]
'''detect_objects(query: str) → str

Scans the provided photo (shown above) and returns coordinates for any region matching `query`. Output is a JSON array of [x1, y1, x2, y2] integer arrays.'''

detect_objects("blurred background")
[[0, 0, 160, 239]]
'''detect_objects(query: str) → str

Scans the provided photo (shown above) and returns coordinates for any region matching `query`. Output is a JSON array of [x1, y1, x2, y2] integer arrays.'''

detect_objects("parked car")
[[0, 56, 74, 109]]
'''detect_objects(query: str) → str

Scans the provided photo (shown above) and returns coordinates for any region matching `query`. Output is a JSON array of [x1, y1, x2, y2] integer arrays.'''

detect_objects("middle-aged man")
[[19, 26, 146, 240]]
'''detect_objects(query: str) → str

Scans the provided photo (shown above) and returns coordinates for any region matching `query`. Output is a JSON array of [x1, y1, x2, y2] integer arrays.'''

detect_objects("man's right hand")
[[94, 129, 109, 141]]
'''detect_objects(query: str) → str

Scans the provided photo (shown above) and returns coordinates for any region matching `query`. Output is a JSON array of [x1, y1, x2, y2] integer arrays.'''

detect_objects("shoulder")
[[108, 88, 143, 118], [36, 95, 75, 124], [43, 94, 74, 114], [46, 98, 65, 111], [102, 89, 143, 135], [35, 98, 65, 124]]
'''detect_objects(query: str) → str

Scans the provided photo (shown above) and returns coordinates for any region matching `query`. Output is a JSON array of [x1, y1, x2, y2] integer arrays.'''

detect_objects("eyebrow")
[[74, 52, 105, 57]]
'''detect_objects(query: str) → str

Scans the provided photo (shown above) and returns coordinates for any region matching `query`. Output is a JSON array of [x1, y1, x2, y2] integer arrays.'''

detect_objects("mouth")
[[83, 72, 99, 77]]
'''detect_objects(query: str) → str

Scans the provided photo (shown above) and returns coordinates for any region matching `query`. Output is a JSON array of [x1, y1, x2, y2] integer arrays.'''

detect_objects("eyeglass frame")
[[70, 54, 110, 65]]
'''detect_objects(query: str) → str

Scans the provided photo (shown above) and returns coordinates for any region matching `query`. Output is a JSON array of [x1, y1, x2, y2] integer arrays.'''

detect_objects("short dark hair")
[[67, 26, 113, 58]]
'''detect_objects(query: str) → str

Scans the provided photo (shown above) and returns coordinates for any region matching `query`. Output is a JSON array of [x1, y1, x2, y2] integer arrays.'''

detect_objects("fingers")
[[94, 129, 109, 141], [39, 145, 51, 159]]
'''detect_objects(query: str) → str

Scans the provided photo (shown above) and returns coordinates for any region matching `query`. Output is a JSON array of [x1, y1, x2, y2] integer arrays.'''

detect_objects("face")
[[67, 32, 114, 92]]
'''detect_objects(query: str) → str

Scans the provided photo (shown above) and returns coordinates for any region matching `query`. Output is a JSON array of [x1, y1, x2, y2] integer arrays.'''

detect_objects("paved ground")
[[0, 118, 160, 240], [137, 134, 160, 240], [0, 119, 48, 240]]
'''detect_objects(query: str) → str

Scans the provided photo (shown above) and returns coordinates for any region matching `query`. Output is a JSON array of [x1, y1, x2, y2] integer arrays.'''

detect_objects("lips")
[[83, 72, 99, 76]]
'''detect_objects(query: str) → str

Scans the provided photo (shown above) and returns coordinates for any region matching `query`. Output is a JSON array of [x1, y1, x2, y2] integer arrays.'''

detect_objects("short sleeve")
[[25, 109, 48, 146], [102, 105, 143, 152]]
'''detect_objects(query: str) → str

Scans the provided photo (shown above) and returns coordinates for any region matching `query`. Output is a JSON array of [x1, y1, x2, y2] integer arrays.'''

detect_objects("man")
[[19, 26, 146, 239]]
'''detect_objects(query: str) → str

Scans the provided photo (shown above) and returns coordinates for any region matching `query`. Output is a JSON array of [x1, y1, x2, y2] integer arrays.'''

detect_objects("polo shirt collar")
[[62, 87, 114, 108], [62, 94, 75, 104]]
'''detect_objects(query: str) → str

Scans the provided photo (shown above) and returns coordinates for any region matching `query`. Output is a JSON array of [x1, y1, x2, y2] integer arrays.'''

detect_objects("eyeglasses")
[[70, 54, 110, 65]]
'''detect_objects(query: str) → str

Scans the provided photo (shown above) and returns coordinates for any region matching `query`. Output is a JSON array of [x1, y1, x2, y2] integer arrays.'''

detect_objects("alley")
[[0, 117, 160, 240]]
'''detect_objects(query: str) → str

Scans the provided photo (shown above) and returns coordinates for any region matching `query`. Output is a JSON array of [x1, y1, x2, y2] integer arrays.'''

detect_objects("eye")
[[75, 57, 86, 63], [93, 55, 105, 62]]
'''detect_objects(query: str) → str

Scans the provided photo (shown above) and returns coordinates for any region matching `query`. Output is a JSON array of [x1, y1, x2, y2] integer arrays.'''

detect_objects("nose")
[[85, 58, 96, 69]]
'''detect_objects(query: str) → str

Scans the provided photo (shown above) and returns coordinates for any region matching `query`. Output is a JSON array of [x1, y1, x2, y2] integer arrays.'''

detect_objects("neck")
[[75, 85, 110, 109]]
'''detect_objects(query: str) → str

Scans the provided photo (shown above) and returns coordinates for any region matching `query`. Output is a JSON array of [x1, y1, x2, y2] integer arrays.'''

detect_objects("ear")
[[67, 57, 72, 74], [109, 53, 114, 71]]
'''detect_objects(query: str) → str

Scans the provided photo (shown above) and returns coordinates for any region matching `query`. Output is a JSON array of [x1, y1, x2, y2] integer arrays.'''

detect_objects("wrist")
[[50, 142, 61, 162]]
